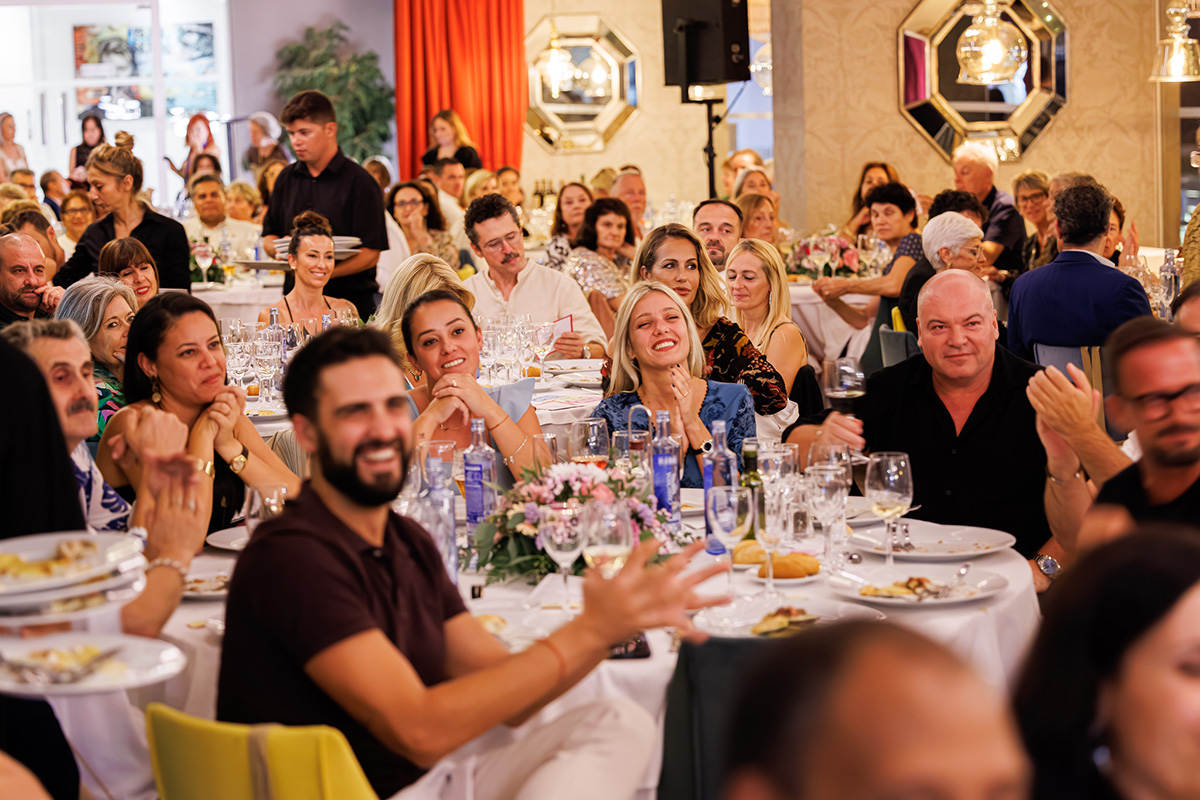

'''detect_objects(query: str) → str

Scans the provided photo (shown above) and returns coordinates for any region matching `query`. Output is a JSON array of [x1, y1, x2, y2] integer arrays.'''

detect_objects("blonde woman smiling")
[[725, 239, 808, 394]]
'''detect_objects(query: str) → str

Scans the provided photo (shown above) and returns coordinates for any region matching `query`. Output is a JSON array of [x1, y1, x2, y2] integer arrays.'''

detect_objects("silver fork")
[[899, 522, 915, 552], [935, 563, 972, 599], [0, 647, 122, 685]]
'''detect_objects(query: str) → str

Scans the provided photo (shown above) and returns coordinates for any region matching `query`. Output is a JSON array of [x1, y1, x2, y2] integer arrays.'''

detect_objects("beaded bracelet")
[[147, 558, 190, 582]]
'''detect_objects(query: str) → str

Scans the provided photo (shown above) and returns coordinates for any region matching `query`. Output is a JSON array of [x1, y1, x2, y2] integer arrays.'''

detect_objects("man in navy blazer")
[[1007, 183, 1152, 360]]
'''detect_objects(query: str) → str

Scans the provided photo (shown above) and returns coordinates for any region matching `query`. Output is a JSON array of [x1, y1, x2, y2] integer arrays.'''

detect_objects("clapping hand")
[[110, 406, 189, 479], [139, 451, 207, 560]]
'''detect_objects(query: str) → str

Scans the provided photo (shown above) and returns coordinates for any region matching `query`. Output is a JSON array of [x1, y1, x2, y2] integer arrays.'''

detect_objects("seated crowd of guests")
[[2, 89, 1200, 800]]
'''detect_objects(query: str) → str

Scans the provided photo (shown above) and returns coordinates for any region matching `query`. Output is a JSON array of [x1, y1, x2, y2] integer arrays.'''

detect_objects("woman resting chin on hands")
[[401, 289, 551, 483]]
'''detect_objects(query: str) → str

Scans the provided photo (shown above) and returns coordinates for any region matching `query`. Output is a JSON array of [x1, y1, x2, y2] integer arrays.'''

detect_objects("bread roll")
[[732, 539, 766, 565], [758, 552, 820, 579]]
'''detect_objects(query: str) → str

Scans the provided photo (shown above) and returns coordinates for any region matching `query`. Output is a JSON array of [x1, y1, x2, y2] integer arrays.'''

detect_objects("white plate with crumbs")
[[0, 632, 186, 696]]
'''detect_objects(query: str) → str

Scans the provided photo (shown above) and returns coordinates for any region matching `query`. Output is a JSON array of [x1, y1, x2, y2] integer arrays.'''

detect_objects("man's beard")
[[2, 285, 38, 312], [1147, 424, 1200, 468], [706, 244, 726, 266], [316, 431, 410, 507]]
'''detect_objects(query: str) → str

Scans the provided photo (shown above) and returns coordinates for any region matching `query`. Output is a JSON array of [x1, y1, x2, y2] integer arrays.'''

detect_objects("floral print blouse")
[[90, 363, 126, 444], [702, 317, 789, 416]]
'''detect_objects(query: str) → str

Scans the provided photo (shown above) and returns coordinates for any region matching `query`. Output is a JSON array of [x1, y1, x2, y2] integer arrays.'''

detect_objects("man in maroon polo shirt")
[[218, 327, 725, 799]]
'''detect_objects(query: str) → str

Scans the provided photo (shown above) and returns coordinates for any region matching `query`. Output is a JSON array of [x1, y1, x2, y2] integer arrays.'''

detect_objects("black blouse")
[[55, 208, 191, 290], [421, 145, 482, 170]]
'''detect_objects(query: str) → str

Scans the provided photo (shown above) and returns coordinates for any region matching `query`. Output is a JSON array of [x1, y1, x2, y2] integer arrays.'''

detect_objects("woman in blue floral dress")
[[590, 282, 754, 488]]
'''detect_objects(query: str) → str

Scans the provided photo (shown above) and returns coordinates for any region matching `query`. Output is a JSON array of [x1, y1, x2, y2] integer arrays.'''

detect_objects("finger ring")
[[186, 500, 197, 511], [451, 379, 458, 387]]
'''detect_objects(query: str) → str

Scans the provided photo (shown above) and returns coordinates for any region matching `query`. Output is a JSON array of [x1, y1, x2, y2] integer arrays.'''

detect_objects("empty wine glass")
[[252, 340, 282, 404], [225, 342, 250, 390], [807, 464, 850, 568], [808, 441, 852, 482], [540, 503, 585, 618], [866, 452, 914, 569], [531, 322, 556, 377], [706, 485, 755, 624], [581, 502, 633, 579], [569, 417, 610, 468], [246, 483, 289, 535]]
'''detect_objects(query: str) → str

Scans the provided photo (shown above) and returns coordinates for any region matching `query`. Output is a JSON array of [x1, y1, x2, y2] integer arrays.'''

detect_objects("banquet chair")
[[146, 703, 378, 800], [1032, 343, 1124, 441], [879, 324, 920, 368]]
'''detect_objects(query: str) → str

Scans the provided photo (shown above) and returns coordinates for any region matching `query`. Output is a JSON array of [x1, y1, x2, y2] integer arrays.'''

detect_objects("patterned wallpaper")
[[772, 0, 1167, 245]]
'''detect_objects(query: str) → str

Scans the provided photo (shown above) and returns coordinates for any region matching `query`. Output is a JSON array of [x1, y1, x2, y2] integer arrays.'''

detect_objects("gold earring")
[[151, 376, 162, 405]]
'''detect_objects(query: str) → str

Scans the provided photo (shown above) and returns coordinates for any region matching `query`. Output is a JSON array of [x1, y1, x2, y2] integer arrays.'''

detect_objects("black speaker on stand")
[[662, 0, 752, 199]]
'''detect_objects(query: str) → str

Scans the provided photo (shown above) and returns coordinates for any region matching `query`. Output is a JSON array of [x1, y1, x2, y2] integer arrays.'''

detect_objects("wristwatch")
[[1034, 553, 1061, 581], [583, 344, 592, 359], [228, 444, 250, 475]]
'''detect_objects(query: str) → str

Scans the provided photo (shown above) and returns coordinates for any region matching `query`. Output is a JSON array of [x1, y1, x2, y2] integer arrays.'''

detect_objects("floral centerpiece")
[[782, 226, 862, 280], [472, 462, 672, 585]]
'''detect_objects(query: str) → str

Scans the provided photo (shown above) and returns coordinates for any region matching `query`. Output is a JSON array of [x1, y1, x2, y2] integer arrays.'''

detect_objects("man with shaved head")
[[788, 270, 1052, 558], [611, 170, 647, 251], [0, 233, 63, 329], [724, 622, 1031, 800]]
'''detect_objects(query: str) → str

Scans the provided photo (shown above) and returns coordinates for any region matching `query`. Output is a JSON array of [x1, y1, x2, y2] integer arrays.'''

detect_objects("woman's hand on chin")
[[205, 387, 246, 455], [417, 395, 470, 438]]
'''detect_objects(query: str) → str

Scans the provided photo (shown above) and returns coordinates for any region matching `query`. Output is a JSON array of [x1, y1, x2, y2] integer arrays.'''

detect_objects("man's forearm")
[[333, 248, 381, 278], [1068, 427, 1133, 487], [1043, 471, 1093, 558]]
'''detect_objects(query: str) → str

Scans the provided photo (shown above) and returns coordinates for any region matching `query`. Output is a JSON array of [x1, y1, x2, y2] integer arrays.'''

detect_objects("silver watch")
[[583, 344, 592, 359], [1034, 554, 1061, 581]]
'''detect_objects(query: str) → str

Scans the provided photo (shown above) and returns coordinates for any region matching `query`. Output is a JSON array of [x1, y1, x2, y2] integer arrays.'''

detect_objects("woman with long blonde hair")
[[591, 282, 754, 487], [375, 253, 475, 387], [630, 223, 787, 416], [726, 239, 808, 394], [422, 109, 482, 170]]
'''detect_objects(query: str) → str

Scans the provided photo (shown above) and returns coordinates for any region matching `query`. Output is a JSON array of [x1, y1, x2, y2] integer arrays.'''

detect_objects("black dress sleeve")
[[154, 215, 193, 290], [456, 146, 483, 170], [54, 221, 106, 287]]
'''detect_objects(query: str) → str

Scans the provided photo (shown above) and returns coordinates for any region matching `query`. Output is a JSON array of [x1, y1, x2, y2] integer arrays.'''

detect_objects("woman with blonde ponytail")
[[54, 131, 190, 290]]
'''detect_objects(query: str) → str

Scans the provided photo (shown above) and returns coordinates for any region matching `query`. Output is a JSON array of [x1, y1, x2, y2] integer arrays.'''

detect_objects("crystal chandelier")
[[955, 0, 1028, 86], [1150, 4, 1200, 82], [534, 18, 574, 100]]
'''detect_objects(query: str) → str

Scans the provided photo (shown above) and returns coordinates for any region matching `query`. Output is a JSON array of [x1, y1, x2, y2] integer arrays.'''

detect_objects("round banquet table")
[[133, 515, 1038, 798], [191, 282, 284, 324], [789, 283, 873, 370]]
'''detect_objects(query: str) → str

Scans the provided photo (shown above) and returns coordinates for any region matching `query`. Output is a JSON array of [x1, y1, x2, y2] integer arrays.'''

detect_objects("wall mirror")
[[525, 14, 639, 154], [899, 0, 1066, 162]]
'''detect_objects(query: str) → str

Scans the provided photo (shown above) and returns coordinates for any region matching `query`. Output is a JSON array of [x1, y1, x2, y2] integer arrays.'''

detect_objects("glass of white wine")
[[532, 322, 556, 377], [865, 452, 913, 569], [581, 502, 633, 579]]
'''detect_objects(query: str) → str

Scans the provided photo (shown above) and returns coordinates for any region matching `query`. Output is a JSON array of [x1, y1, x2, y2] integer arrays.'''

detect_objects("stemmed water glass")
[[806, 464, 850, 569], [857, 233, 878, 276], [808, 441, 852, 483], [245, 483, 289, 535], [569, 418, 610, 468], [479, 328, 499, 385], [581, 502, 633, 579], [532, 322, 556, 377], [705, 485, 754, 624], [225, 342, 251, 391], [807, 235, 831, 275], [539, 503, 585, 618], [251, 339, 282, 405], [865, 452, 913, 569]]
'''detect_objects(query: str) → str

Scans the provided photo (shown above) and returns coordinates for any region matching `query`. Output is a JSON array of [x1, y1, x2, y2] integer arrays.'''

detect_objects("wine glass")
[[194, 248, 214, 280], [808, 441, 852, 483], [569, 417, 610, 468], [417, 440, 456, 491], [532, 322, 556, 377], [806, 464, 850, 569], [823, 357, 866, 415], [539, 503, 584, 618], [581, 502, 633, 579], [807, 236, 831, 274], [245, 483, 289, 535], [757, 482, 789, 602], [533, 433, 559, 472], [706, 485, 754, 624], [251, 340, 282, 404], [865, 452, 914, 569], [479, 328, 498, 385], [225, 342, 250, 390], [220, 318, 245, 344]]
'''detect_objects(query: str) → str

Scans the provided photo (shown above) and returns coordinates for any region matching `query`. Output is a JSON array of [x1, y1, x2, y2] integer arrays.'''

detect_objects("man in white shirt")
[[431, 158, 469, 253], [463, 194, 608, 359], [182, 173, 262, 258]]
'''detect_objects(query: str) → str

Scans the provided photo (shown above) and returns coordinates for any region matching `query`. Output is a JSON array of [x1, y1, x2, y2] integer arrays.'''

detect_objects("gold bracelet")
[[197, 459, 215, 478], [503, 436, 529, 467]]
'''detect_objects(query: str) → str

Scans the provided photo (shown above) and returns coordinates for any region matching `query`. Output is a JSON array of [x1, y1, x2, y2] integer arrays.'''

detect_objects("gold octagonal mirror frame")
[[899, 0, 1067, 163]]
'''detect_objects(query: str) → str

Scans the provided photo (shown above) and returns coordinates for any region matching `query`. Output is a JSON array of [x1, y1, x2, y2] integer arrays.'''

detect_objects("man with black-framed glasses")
[[463, 193, 608, 360], [1060, 318, 1200, 550]]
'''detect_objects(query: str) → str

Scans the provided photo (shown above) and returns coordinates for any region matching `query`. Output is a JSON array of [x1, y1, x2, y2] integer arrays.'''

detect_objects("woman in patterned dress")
[[388, 180, 460, 271], [544, 182, 594, 271], [565, 197, 635, 338]]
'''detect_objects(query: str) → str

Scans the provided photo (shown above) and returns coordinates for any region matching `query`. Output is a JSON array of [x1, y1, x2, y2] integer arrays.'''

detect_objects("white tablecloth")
[[137, 519, 1038, 796], [789, 284, 873, 369], [192, 283, 284, 324]]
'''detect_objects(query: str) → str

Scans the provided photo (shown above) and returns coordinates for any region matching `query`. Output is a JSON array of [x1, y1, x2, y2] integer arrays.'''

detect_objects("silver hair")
[[54, 274, 138, 341], [610, 170, 643, 194], [0, 316, 87, 352], [952, 141, 999, 175], [921, 212, 985, 271], [916, 268, 994, 322]]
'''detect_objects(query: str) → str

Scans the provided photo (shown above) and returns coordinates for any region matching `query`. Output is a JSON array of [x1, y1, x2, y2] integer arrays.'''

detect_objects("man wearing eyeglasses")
[[1007, 184, 1152, 361], [463, 194, 608, 360], [1047, 317, 1200, 560]]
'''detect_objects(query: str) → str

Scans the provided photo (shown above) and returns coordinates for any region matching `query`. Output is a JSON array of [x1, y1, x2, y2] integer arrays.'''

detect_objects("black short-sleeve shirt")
[[263, 150, 389, 304], [55, 208, 191, 290], [855, 346, 1050, 557], [1094, 463, 1200, 528], [217, 484, 467, 798], [421, 145, 482, 170]]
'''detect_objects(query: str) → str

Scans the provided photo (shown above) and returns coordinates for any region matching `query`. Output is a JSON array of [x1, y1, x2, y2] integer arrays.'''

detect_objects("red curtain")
[[394, 0, 525, 180]]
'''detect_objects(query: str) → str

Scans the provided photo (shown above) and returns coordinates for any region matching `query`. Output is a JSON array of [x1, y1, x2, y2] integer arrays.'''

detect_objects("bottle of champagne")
[[652, 410, 681, 535], [740, 438, 765, 540], [415, 458, 458, 584], [702, 419, 739, 555], [464, 418, 497, 527]]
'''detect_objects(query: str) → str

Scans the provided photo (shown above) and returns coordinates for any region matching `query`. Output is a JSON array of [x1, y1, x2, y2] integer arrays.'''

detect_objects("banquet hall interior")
[[4, 1, 1200, 799]]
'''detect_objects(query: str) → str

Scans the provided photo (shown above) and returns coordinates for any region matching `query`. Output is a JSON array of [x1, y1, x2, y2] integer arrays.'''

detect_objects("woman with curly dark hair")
[[387, 180, 459, 271]]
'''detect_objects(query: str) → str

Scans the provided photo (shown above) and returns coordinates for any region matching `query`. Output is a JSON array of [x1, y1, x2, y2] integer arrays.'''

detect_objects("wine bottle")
[[740, 439, 765, 540]]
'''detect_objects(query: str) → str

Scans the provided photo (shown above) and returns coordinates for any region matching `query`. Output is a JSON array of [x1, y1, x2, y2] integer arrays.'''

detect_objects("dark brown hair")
[[98, 237, 159, 283], [287, 210, 333, 258], [387, 181, 446, 232], [551, 182, 594, 238], [280, 90, 336, 126], [1105, 315, 1197, 394]]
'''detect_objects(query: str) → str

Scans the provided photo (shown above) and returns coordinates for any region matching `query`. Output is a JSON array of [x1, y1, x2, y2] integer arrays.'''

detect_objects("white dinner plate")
[[0, 572, 146, 626], [246, 406, 286, 424], [0, 556, 145, 610], [182, 572, 230, 601], [693, 595, 885, 638], [561, 376, 604, 390], [844, 497, 884, 528], [0, 632, 186, 697], [746, 571, 822, 587], [544, 359, 606, 374], [0, 533, 144, 596], [206, 526, 249, 552], [333, 249, 361, 261], [848, 522, 1017, 561], [679, 488, 705, 517], [233, 260, 288, 270], [828, 564, 1009, 607]]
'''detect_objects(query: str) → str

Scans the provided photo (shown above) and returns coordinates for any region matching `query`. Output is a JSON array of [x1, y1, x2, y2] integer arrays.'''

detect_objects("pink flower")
[[843, 249, 859, 269], [592, 484, 615, 504]]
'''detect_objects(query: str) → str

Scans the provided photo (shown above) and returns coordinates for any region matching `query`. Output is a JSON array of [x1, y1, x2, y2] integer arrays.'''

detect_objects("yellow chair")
[[890, 305, 907, 332], [146, 703, 378, 800]]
